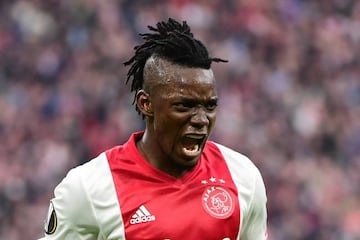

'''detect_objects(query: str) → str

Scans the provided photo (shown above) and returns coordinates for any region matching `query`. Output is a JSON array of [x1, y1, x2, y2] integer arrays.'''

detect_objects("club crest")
[[202, 186, 235, 219]]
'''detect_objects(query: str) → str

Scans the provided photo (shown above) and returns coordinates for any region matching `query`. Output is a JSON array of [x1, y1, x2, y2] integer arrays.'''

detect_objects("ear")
[[136, 90, 153, 117]]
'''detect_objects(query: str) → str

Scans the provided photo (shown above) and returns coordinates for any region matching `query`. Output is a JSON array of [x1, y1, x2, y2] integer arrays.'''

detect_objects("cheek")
[[153, 113, 180, 138], [153, 119, 181, 154], [154, 114, 187, 144], [208, 113, 217, 128]]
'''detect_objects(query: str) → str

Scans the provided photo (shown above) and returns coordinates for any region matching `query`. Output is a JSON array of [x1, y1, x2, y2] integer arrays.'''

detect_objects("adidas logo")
[[130, 205, 156, 225]]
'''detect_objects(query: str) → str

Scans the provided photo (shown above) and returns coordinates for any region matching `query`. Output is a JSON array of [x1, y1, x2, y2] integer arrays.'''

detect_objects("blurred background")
[[0, 0, 360, 239]]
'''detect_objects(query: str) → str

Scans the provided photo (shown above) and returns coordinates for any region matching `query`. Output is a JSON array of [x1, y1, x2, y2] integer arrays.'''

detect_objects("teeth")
[[183, 144, 199, 154], [183, 135, 203, 155]]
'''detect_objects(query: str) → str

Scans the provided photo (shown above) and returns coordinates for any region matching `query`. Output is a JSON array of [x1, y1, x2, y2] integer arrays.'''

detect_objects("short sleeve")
[[39, 167, 99, 240], [239, 168, 268, 240], [214, 143, 268, 240]]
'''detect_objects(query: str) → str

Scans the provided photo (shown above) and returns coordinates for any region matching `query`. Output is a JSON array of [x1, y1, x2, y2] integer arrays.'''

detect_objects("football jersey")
[[39, 132, 267, 240]]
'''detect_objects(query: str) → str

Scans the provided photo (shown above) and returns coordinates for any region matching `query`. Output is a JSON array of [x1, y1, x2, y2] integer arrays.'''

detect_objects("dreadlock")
[[124, 18, 227, 113]]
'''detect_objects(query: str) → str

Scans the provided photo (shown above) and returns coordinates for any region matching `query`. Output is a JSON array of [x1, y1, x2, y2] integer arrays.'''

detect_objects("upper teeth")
[[187, 135, 203, 139]]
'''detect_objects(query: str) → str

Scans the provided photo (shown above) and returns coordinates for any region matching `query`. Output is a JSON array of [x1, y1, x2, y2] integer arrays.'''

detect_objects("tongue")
[[184, 144, 198, 151], [183, 138, 199, 151]]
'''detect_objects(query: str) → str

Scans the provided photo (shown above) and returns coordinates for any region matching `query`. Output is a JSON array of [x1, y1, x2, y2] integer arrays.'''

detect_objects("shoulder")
[[210, 142, 266, 208], [58, 151, 120, 208], [52, 152, 110, 216], [44, 154, 108, 237], [210, 142, 268, 238], [59, 152, 110, 191], [210, 142, 261, 179], [47, 151, 123, 238]]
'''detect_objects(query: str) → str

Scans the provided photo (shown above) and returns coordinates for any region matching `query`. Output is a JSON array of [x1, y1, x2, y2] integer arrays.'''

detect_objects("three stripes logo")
[[130, 205, 156, 225]]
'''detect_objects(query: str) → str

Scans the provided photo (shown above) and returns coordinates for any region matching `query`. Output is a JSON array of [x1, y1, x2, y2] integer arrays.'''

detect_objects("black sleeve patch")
[[44, 202, 57, 235]]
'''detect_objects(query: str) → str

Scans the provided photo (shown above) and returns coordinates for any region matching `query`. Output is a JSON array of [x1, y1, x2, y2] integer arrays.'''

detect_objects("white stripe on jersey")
[[214, 143, 267, 240], [39, 152, 127, 240], [80, 152, 126, 239]]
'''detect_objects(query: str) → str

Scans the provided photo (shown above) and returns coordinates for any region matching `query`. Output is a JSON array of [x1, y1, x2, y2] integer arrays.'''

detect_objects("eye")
[[205, 100, 218, 111], [173, 102, 193, 112], [173, 99, 217, 112]]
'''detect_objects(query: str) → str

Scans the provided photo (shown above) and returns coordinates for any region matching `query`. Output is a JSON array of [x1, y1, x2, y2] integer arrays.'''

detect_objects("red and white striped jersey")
[[40, 132, 267, 240]]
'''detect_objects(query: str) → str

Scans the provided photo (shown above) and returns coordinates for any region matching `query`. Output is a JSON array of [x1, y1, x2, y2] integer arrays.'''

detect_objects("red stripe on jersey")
[[106, 132, 241, 240]]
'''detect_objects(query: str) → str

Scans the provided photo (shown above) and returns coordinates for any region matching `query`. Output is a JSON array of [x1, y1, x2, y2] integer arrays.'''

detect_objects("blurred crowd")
[[0, 0, 359, 239]]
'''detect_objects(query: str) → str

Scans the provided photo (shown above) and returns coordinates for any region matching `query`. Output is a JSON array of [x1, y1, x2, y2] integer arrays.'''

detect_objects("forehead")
[[144, 56, 215, 87], [168, 65, 215, 85], [150, 59, 215, 86], [158, 67, 216, 98]]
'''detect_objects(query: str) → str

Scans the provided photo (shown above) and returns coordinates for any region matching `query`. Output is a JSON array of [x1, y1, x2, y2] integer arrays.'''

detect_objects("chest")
[[110, 163, 241, 240]]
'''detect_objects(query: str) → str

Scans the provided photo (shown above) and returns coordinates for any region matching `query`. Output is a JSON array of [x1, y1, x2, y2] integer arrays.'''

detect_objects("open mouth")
[[182, 134, 206, 156]]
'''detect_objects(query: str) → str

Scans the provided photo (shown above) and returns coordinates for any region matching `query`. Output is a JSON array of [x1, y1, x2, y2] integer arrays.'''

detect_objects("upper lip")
[[183, 133, 207, 139]]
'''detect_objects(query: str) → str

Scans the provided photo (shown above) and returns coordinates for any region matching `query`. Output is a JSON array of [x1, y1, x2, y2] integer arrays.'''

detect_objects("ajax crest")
[[202, 186, 234, 219]]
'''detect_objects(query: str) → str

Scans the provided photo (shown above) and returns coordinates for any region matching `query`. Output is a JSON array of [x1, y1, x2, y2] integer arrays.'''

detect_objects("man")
[[40, 18, 267, 240]]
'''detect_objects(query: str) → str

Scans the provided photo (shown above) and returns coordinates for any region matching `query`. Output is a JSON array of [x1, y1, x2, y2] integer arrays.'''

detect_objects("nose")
[[190, 107, 209, 127]]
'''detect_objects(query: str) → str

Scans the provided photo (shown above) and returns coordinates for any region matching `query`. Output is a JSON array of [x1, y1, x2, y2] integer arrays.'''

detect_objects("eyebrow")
[[175, 96, 218, 104]]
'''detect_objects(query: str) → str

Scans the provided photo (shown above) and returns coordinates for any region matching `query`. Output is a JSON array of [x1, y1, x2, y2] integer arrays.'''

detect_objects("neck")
[[136, 132, 190, 178]]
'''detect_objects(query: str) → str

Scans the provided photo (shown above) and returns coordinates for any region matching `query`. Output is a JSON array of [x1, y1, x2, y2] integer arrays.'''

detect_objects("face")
[[141, 63, 218, 171]]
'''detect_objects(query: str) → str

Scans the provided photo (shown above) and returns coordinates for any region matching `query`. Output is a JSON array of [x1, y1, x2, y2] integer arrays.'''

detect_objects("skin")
[[136, 56, 218, 178]]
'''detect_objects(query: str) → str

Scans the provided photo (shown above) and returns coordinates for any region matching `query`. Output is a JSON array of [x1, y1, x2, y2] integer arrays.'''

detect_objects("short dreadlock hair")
[[124, 18, 227, 114]]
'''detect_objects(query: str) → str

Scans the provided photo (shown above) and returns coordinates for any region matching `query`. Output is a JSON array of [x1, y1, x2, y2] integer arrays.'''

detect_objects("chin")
[[179, 155, 201, 167]]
